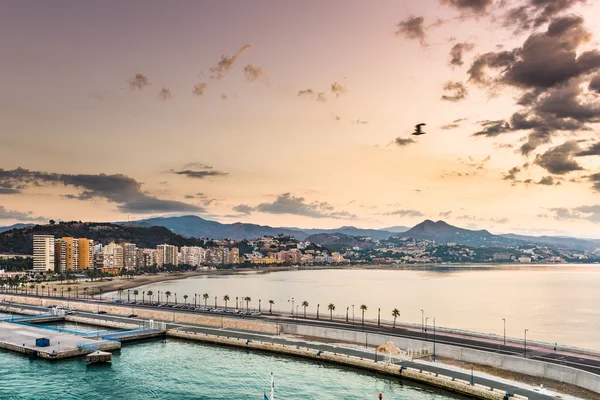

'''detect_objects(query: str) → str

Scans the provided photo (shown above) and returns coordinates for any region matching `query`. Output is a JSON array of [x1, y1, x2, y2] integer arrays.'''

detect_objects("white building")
[[157, 244, 178, 266], [180, 246, 206, 266], [33, 235, 55, 272], [102, 242, 124, 269], [518, 256, 532, 263]]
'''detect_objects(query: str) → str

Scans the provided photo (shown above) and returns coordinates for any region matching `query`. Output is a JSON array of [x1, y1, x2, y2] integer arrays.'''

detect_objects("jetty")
[[86, 350, 112, 364]]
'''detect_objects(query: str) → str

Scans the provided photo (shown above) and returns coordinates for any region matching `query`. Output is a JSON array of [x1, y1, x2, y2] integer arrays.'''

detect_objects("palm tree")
[[133, 290, 139, 303], [118, 288, 123, 301], [53, 287, 57, 297], [244, 296, 251, 311], [165, 291, 172, 304], [223, 294, 230, 309], [41, 285, 46, 296], [328, 303, 336, 320], [360, 304, 367, 326], [203, 293, 209, 307], [147, 290, 154, 303], [183, 294, 189, 305], [302, 301, 309, 318], [83, 287, 89, 298], [392, 308, 400, 328], [269, 300, 274, 314], [67, 287, 72, 297]]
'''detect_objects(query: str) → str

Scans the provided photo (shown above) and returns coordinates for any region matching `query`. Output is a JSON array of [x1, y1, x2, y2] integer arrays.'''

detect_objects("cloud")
[[232, 204, 254, 215], [129, 73, 150, 90], [317, 93, 327, 103], [534, 141, 584, 174], [171, 163, 228, 179], [244, 64, 264, 82], [184, 192, 207, 200], [503, 166, 521, 181], [394, 137, 416, 146], [449, 42, 475, 67], [491, 217, 509, 224], [441, 118, 467, 130], [221, 93, 228, 100], [210, 44, 253, 79], [385, 209, 424, 217], [297, 89, 314, 96], [395, 16, 427, 47], [440, 0, 493, 14], [550, 204, 600, 222], [439, 210, 453, 217], [192, 82, 207, 96], [333, 114, 341, 121], [253, 193, 357, 219], [0, 206, 45, 222], [503, 0, 587, 33], [537, 175, 559, 185], [441, 81, 468, 101], [577, 141, 600, 156], [591, 74, 600, 93], [589, 173, 600, 192], [0, 168, 203, 214], [331, 82, 347, 97], [159, 87, 172, 101], [352, 119, 368, 125], [467, 50, 518, 86]]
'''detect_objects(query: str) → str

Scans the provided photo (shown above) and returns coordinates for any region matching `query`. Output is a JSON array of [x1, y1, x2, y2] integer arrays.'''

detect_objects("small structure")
[[35, 338, 50, 347], [86, 351, 112, 365]]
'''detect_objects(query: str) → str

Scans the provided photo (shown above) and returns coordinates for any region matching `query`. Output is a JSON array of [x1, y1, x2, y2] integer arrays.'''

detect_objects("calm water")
[[0, 339, 467, 400], [126, 265, 600, 350]]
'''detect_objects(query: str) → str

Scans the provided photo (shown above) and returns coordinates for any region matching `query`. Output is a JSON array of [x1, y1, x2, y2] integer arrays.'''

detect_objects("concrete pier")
[[0, 320, 120, 359]]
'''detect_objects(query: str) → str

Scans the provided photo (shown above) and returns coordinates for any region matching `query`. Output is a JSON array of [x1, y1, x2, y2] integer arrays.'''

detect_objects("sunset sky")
[[1, 0, 600, 237]]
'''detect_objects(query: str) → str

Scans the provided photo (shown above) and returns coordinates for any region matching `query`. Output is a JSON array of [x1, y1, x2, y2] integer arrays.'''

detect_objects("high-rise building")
[[54, 237, 81, 272], [228, 248, 240, 264], [54, 240, 66, 272], [33, 235, 55, 272], [102, 242, 124, 269], [157, 244, 178, 266], [180, 246, 206, 266], [77, 239, 94, 270], [120, 243, 137, 270]]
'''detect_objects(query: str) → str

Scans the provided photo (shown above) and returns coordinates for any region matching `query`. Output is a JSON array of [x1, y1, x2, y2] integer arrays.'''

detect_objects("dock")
[[86, 350, 112, 364]]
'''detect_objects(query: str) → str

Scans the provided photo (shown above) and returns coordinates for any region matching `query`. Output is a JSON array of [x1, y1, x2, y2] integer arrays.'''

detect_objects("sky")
[[1, 0, 600, 237]]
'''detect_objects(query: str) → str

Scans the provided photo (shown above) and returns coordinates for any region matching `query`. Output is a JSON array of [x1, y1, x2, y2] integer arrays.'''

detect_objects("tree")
[[133, 290, 139, 303], [67, 287, 72, 297], [165, 291, 172, 304], [269, 299, 274, 314], [328, 303, 335, 320], [183, 294, 189, 305], [360, 304, 367, 326], [302, 301, 309, 318], [244, 296, 251, 311], [41, 285, 46, 296], [223, 294, 230, 309], [49, 219, 55, 225], [147, 290, 154, 302], [392, 308, 400, 328], [203, 293, 209, 306], [118, 289, 123, 301]]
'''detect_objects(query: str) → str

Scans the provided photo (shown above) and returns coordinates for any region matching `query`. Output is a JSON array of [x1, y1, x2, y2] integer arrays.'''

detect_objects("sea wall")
[[279, 322, 600, 394]]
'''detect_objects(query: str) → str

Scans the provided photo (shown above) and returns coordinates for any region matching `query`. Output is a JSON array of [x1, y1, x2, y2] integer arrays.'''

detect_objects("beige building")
[[102, 242, 124, 269], [33, 235, 55, 272], [157, 244, 178, 266]]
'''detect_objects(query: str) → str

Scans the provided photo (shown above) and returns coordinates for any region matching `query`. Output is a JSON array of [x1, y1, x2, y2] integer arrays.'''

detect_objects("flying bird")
[[412, 123, 426, 136]]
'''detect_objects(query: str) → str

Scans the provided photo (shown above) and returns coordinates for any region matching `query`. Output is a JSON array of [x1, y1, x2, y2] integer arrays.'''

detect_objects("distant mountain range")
[[403, 220, 523, 247], [0, 223, 34, 233]]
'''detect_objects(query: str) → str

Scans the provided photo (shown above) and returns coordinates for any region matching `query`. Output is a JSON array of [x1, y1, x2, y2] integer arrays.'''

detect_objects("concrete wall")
[[280, 322, 600, 394]]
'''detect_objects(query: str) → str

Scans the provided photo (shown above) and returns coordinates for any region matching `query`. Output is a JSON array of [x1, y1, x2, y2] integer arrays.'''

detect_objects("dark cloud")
[[159, 87, 172, 101], [441, 118, 467, 130], [331, 82, 348, 97], [210, 44, 253, 79], [297, 89, 314, 97], [467, 50, 518, 86], [503, 0, 587, 33], [395, 16, 427, 47], [192, 82, 207, 96], [129, 73, 150, 90], [0, 168, 203, 214], [232, 204, 253, 215], [590, 74, 600, 93], [394, 137, 416, 146], [244, 64, 264, 82], [534, 141, 584, 174], [385, 209, 424, 217], [0, 206, 45, 221], [503, 166, 521, 181], [171, 165, 228, 179], [440, 0, 493, 14], [537, 175, 559, 185], [576, 141, 600, 156], [254, 193, 357, 219], [439, 210, 453, 217], [441, 81, 468, 102], [589, 173, 600, 192], [550, 204, 600, 222], [184, 192, 207, 200], [449, 42, 475, 67], [317, 93, 327, 103]]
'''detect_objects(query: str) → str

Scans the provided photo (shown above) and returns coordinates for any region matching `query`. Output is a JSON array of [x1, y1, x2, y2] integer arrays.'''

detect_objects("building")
[[120, 243, 137, 270], [102, 242, 124, 269], [157, 244, 178, 266], [54, 240, 66, 272], [228, 247, 239, 264], [33, 235, 55, 272], [54, 237, 79, 272], [518, 256, 532, 263], [180, 246, 206, 266], [493, 253, 512, 262], [77, 239, 94, 270]]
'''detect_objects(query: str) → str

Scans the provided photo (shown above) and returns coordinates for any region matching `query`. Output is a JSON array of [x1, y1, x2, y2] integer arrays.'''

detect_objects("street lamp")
[[502, 318, 506, 345], [346, 307, 349, 323], [352, 305, 355, 325], [425, 317, 429, 333], [421, 309, 424, 332], [433, 317, 436, 361], [524, 329, 529, 358]]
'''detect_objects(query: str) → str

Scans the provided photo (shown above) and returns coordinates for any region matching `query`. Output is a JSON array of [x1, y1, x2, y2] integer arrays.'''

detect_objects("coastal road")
[[5, 295, 600, 376]]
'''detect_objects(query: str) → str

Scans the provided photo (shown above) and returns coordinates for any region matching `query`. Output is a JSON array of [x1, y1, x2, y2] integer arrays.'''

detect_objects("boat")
[[263, 372, 274, 400]]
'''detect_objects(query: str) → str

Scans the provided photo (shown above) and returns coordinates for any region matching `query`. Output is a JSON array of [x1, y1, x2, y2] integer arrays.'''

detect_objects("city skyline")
[[1, 1, 600, 237]]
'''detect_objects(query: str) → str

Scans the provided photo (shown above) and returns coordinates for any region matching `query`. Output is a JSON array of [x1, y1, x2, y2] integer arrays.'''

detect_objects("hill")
[[499, 233, 600, 251], [381, 225, 410, 233], [0, 221, 203, 255], [128, 215, 395, 241], [403, 220, 523, 247], [0, 223, 34, 233], [304, 233, 375, 251]]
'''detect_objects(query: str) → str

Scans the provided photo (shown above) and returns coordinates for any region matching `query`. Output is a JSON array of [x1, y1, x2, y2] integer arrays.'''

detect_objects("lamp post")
[[316, 304, 319, 319], [378, 308, 380, 326], [524, 329, 529, 358], [352, 304, 355, 325], [214, 296, 217, 308], [346, 307, 349, 323], [502, 318, 506, 345], [421, 309, 424, 332], [194, 294, 197, 307], [433, 317, 436, 361], [236, 296, 239, 309], [425, 317, 429, 333], [296, 305, 299, 319]]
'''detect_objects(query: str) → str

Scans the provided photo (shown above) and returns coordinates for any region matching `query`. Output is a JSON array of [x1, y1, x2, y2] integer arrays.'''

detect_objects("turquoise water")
[[41, 320, 117, 333], [0, 339, 467, 400]]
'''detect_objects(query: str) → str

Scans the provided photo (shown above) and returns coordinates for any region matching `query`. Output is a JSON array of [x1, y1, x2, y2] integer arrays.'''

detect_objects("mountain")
[[304, 233, 375, 251], [129, 216, 396, 241], [499, 233, 600, 251], [0, 222, 203, 255], [0, 223, 34, 233], [403, 220, 523, 247], [380, 225, 410, 233]]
